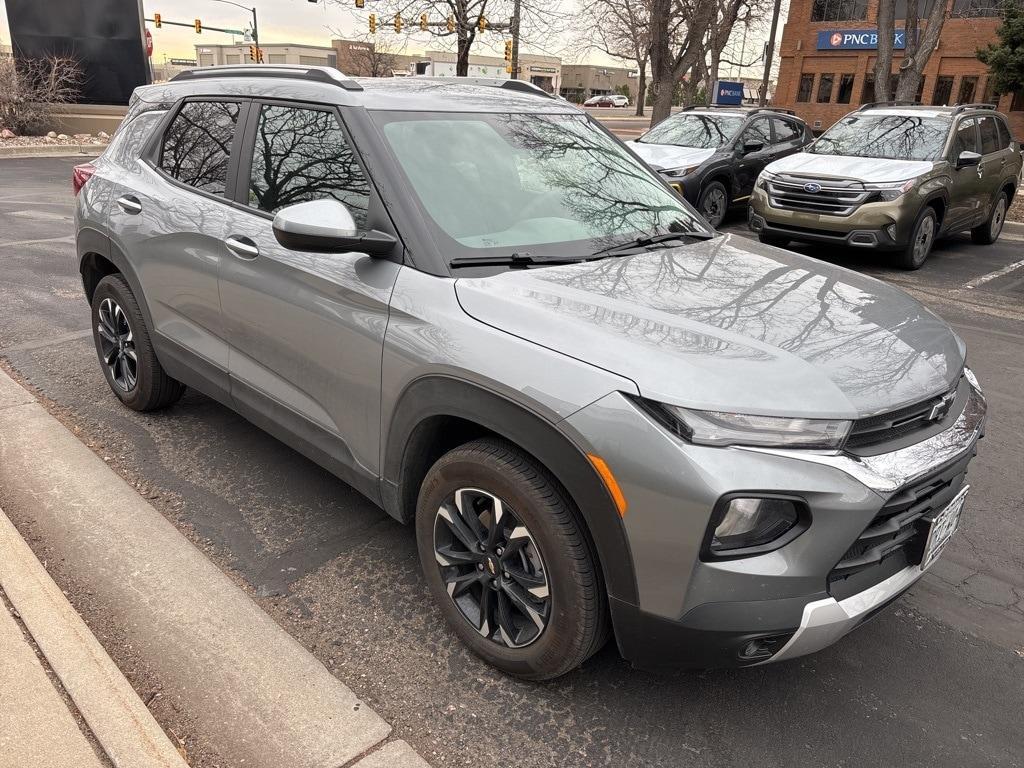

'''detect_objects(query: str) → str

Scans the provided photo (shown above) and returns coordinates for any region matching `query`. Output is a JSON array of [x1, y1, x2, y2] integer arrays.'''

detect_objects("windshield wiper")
[[590, 230, 716, 259], [449, 252, 582, 269]]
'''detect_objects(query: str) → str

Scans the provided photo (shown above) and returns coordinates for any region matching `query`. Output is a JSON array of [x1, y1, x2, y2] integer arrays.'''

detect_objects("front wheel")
[[416, 438, 608, 680], [697, 181, 729, 229], [895, 206, 937, 270], [971, 192, 1007, 245]]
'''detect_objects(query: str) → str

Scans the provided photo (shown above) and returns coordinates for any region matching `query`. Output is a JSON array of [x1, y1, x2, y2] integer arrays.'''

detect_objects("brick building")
[[559, 64, 641, 103], [775, 0, 1023, 137]]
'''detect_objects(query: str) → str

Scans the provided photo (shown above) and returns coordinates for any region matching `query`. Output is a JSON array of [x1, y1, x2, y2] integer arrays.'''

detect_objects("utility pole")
[[209, 0, 260, 61], [758, 0, 782, 105], [510, 0, 521, 80]]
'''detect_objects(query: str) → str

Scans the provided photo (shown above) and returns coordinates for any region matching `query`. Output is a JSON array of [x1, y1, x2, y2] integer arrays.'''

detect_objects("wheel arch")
[[78, 228, 155, 331], [381, 375, 639, 605], [922, 191, 948, 228]]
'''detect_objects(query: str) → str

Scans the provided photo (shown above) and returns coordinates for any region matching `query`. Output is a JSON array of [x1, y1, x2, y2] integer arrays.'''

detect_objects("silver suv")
[[75, 66, 987, 679]]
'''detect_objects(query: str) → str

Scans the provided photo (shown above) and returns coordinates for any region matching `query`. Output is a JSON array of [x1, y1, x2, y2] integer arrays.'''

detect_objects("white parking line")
[[0, 235, 75, 249], [963, 258, 1024, 290]]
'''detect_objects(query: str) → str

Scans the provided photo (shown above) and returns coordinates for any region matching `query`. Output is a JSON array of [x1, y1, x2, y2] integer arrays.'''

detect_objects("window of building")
[[772, 118, 802, 143], [951, 118, 979, 157], [952, 0, 1004, 17], [198, 54, 215, 67], [895, 0, 937, 17], [932, 75, 954, 106], [299, 55, 329, 66], [817, 73, 835, 103], [225, 54, 241, 64], [957, 76, 978, 104], [916, 77, 926, 103], [810, 0, 868, 22], [1012, 91, 1024, 112], [247, 104, 370, 227], [861, 73, 875, 104], [797, 74, 815, 102], [160, 101, 241, 196], [835, 74, 855, 104], [983, 78, 1000, 105], [268, 54, 287, 64], [978, 116, 1001, 154]]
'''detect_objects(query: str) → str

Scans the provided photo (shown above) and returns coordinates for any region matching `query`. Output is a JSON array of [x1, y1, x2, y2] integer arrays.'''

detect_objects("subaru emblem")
[[804, 182, 822, 193]]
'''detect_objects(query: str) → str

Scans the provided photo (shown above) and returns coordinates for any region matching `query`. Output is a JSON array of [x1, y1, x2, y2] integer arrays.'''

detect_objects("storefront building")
[[775, 0, 1023, 137]]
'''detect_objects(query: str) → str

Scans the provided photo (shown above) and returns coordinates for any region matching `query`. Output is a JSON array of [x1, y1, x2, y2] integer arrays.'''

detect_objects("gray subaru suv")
[[75, 66, 986, 680]]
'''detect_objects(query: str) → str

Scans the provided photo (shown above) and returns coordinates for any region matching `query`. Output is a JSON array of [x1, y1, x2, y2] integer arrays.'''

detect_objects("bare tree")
[[576, 0, 652, 116], [331, 33, 402, 77], [0, 55, 82, 135], [875, 0, 950, 102]]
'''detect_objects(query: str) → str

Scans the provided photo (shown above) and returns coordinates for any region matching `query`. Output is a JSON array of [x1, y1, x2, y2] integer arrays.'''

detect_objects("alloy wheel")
[[433, 487, 550, 649], [97, 297, 138, 392], [701, 187, 727, 228], [991, 198, 1006, 240], [913, 215, 935, 263]]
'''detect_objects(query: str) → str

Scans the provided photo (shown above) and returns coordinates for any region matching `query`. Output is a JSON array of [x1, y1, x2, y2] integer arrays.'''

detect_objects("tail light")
[[72, 162, 96, 196]]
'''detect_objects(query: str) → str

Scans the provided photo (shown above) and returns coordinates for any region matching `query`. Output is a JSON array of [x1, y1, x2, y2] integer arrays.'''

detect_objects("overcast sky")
[[0, 0, 775, 79]]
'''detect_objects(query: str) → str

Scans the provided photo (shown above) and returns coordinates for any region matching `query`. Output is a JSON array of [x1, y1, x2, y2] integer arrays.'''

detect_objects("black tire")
[[971, 191, 1008, 245], [697, 180, 729, 229], [895, 206, 937, 270], [91, 274, 184, 411], [416, 438, 609, 680], [757, 231, 789, 248]]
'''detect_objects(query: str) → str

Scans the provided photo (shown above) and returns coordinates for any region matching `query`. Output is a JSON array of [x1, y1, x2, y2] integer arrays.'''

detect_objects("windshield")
[[811, 114, 950, 161], [375, 111, 708, 263], [638, 114, 744, 148]]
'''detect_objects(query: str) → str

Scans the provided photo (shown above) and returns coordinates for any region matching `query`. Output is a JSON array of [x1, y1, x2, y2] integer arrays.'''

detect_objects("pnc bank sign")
[[816, 29, 910, 50]]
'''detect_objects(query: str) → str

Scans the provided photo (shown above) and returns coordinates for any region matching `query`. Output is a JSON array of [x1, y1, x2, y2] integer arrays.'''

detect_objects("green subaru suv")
[[749, 103, 1022, 269]]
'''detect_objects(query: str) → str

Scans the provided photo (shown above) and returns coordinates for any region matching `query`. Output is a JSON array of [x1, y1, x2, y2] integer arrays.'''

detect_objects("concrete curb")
[[0, 368, 429, 768], [1003, 219, 1024, 236], [0, 508, 190, 768], [0, 144, 104, 159]]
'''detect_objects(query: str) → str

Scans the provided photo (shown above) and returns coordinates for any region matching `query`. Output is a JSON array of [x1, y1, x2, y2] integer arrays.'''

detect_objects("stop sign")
[[145, 28, 153, 57]]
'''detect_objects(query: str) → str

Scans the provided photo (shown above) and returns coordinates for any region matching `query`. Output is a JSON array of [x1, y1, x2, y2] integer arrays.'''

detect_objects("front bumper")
[[564, 374, 987, 670]]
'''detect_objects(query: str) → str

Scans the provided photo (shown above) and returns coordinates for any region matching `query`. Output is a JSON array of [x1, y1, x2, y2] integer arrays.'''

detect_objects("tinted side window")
[[110, 111, 164, 166], [741, 119, 771, 148], [978, 116, 1001, 154], [248, 104, 370, 228], [952, 118, 979, 156], [772, 118, 802, 143], [995, 118, 1012, 149], [160, 101, 241, 195]]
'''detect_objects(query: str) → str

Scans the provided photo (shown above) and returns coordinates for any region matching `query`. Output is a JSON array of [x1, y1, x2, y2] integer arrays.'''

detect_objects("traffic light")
[[256, 47, 263, 63], [447, 16, 455, 33], [478, 16, 487, 32], [504, 40, 512, 61], [420, 13, 428, 31], [355, 0, 364, 7], [394, 14, 402, 32], [194, 18, 202, 34], [153, 12, 161, 28], [249, 45, 257, 61], [368, 13, 376, 33]]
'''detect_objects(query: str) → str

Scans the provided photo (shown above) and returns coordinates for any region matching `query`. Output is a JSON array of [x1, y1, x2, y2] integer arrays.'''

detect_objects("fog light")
[[885, 224, 897, 241], [737, 633, 791, 661], [711, 497, 801, 554]]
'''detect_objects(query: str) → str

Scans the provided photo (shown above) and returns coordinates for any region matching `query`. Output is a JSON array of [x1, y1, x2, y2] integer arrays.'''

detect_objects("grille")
[[828, 452, 972, 601], [846, 377, 965, 454], [766, 175, 871, 216]]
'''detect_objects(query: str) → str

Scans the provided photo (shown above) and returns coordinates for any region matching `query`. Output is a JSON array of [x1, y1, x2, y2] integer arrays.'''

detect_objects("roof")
[[858, 103, 1000, 118]]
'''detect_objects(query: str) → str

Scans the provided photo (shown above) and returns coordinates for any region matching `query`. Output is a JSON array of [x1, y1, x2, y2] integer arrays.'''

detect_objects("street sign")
[[713, 80, 744, 106], [816, 29, 909, 50], [145, 28, 153, 57]]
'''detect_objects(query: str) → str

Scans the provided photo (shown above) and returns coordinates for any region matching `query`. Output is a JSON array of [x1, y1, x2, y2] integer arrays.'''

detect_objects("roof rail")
[[953, 102, 997, 113], [406, 76, 555, 99], [682, 104, 795, 115], [170, 64, 364, 92], [857, 100, 922, 111]]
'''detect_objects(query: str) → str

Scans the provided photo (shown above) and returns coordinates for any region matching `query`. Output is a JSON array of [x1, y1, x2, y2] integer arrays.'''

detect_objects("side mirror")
[[956, 150, 982, 169], [742, 140, 765, 154], [272, 199, 396, 256]]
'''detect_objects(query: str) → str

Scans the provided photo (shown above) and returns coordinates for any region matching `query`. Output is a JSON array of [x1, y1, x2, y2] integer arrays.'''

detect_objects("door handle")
[[225, 235, 259, 260], [116, 195, 142, 215]]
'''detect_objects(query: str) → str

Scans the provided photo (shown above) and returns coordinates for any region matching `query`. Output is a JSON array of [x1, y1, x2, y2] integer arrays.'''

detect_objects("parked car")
[[583, 94, 628, 108], [607, 94, 630, 108], [583, 94, 606, 107], [75, 67, 986, 680], [627, 106, 812, 228], [749, 102, 1022, 269]]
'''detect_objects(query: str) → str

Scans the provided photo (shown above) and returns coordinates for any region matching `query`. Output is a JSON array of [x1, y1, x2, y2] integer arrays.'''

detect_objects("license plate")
[[921, 485, 969, 571]]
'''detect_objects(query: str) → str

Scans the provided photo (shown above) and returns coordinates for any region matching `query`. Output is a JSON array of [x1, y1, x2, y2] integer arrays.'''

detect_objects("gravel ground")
[[0, 135, 109, 150]]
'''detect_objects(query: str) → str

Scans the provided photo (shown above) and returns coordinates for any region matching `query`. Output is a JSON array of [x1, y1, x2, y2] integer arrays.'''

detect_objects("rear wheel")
[[697, 181, 729, 229], [91, 274, 184, 411], [971, 192, 1007, 245], [416, 438, 608, 680], [895, 206, 937, 270]]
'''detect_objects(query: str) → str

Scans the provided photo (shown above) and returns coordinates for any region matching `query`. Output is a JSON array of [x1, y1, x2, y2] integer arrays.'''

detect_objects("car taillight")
[[72, 163, 96, 196]]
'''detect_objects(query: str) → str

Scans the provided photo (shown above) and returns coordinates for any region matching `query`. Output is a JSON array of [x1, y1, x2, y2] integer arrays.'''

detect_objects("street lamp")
[[208, 0, 260, 60]]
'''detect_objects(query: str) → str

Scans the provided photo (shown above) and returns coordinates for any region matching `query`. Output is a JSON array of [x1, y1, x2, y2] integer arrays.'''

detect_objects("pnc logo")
[[830, 32, 843, 46]]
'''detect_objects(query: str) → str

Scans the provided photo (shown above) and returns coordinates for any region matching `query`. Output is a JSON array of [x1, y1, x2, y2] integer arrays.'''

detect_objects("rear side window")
[[772, 118, 802, 143], [978, 116, 1001, 154], [995, 118, 1012, 148], [952, 118, 979, 156], [160, 100, 241, 196], [741, 118, 771, 147], [109, 111, 164, 166], [247, 104, 370, 227]]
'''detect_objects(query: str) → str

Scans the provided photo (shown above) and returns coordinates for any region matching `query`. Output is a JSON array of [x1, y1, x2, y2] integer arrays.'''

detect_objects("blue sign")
[[713, 80, 744, 106], [817, 29, 909, 50]]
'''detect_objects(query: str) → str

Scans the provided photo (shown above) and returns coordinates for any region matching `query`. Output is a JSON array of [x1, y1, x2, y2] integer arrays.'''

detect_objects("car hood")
[[767, 152, 934, 183], [455, 235, 963, 418], [627, 142, 716, 171]]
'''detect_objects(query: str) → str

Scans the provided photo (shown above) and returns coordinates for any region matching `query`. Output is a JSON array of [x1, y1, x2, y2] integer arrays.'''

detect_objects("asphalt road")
[[2, 156, 1023, 768]]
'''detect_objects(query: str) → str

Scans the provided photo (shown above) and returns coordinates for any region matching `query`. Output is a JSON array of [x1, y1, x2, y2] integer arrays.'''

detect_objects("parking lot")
[[1, 155, 1023, 767]]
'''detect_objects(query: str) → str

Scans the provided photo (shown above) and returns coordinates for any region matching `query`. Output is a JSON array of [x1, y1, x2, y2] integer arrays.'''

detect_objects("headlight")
[[869, 178, 916, 201], [653, 403, 852, 450], [756, 171, 776, 191], [663, 164, 700, 178], [709, 496, 805, 555]]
